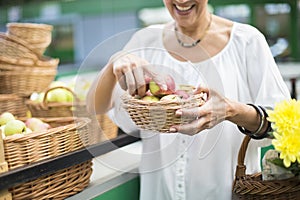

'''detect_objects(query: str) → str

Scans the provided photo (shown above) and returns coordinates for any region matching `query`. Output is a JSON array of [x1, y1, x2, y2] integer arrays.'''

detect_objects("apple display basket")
[[0, 94, 28, 117], [121, 93, 206, 133], [3, 117, 90, 170], [26, 86, 87, 118], [232, 136, 300, 199], [6, 22, 53, 56], [0, 62, 57, 96]]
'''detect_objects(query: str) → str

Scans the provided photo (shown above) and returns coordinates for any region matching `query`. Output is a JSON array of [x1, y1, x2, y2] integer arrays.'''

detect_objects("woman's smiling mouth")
[[174, 4, 195, 14]]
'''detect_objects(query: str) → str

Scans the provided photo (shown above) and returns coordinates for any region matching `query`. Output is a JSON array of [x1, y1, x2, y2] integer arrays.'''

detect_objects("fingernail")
[[169, 127, 177, 132]]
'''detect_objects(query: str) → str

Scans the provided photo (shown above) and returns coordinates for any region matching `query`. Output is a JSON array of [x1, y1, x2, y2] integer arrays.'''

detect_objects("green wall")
[[93, 177, 140, 200]]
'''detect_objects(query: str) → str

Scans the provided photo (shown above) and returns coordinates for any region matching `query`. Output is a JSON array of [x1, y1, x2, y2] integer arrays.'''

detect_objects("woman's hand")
[[111, 52, 166, 97], [169, 87, 230, 135]]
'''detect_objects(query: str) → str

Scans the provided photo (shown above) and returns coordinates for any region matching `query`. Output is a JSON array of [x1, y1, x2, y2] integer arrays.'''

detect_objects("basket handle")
[[42, 86, 80, 107], [235, 135, 251, 178]]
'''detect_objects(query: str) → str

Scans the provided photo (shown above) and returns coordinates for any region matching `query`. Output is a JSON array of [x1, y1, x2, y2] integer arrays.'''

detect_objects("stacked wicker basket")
[[0, 23, 93, 200], [0, 23, 58, 117]]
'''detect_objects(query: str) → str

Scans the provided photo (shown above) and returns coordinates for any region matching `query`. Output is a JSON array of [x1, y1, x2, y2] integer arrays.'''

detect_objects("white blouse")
[[109, 22, 290, 200]]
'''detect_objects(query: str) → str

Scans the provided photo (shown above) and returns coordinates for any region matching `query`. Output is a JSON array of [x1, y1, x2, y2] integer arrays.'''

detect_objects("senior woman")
[[87, 0, 290, 199]]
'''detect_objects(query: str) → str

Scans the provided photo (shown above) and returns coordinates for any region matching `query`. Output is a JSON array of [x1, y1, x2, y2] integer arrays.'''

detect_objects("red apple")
[[175, 90, 190, 99]]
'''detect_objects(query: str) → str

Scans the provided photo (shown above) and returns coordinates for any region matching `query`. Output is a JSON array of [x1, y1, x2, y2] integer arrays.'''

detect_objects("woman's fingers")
[[133, 64, 146, 97]]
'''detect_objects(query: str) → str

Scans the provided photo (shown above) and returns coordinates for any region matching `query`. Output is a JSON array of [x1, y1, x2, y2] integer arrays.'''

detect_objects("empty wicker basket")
[[6, 22, 53, 56], [122, 93, 206, 133], [0, 63, 57, 96], [9, 160, 93, 200], [232, 136, 300, 199]]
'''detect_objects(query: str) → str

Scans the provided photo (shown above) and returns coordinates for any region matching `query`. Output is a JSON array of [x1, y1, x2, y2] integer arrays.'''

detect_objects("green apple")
[[142, 95, 160, 102], [0, 112, 15, 126], [47, 89, 69, 102], [4, 119, 26, 136]]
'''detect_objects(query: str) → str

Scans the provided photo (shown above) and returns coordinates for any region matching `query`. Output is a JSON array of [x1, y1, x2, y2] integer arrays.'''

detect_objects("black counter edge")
[[0, 132, 140, 190]]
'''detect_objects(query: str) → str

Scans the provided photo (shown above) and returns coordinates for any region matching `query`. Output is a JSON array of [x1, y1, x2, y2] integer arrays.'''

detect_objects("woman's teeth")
[[176, 5, 193, 11]]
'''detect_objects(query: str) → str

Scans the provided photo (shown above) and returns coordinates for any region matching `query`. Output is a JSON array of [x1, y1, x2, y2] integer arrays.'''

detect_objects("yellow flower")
[[267, 99, 300, 168], [272, 131, 300, 167], [267, 99, 300, 135]]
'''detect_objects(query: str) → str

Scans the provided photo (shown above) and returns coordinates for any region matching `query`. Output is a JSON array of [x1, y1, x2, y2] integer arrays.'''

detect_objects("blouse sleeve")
[[245, 30, 290, 107]]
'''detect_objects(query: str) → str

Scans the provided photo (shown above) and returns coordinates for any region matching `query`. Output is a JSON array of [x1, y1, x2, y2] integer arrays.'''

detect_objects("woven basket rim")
[[0, 32, 32, 50], [7, 22, 53, 31], [0, 68, 57, 74], [0, 94, 21, 100], [3, 117, 90, 142], [122, 92, 206, 107], [0, 58, 59, 70]]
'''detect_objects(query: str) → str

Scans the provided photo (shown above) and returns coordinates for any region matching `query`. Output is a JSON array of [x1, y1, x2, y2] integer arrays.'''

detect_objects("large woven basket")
[[0, 94, 28, 117], [9, 160, 92, 200], [6, 23, 53, 56], [3, 117, 90, 170], [0, 63, 57, 96], [232, 136, 300, 199], [122, 93, 206, 133], [26, 86, 86, 118]]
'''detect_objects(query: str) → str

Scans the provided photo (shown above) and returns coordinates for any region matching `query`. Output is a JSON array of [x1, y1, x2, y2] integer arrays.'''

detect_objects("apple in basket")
[[149, 75, 176, 97], [25, 118, 51, 132], [142, 95, 160, 102], [0, 112, 15, 126], [4, 119, 27, 136]]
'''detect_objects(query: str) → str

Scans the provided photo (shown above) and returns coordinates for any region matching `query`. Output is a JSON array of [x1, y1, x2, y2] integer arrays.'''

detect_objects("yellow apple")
[[4, 119, 26, 136], [0, 112, 15, 126], [142, 95, 160, 102]]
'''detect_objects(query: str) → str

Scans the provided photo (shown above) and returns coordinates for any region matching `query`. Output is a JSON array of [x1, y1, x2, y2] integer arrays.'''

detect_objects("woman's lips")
[[174, 4, 194, 15]]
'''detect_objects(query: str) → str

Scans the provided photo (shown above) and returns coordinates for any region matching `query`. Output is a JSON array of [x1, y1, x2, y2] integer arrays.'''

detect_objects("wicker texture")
[[0, 64, 57, 96], [88, 114, 118, 144], [0, 32, 39, 66], [232, 136, 300, 199], [6, 23, 53, 56], [122, 93, 206, 132], [26, 86, 86, 118], [3, 117, 90, 170], [9, 160, 92, 200], [0, 94, 28, 117]]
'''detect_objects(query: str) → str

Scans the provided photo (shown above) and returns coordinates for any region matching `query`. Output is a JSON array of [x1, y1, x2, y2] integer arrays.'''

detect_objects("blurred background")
[[0, 0, 300, 97]]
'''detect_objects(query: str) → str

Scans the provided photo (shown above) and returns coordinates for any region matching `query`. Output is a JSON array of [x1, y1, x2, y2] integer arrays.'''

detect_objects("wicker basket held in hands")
[[232, 136, 300, 199], [26, 86, 86, 118], [122, 93, 206, 133]]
